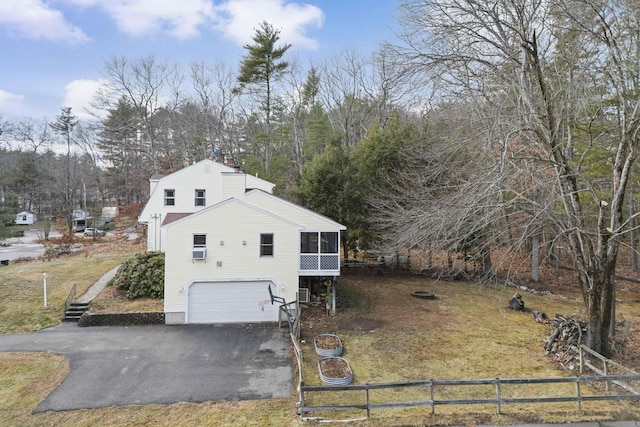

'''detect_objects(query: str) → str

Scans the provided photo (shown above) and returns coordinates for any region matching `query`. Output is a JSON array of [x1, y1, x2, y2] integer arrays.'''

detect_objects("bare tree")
[[382, 0, 640, 356], [188, 61, 240, 161], [317, 49, 399, 148], [6, 118, 51, 153], [96, 56, 185, 174]]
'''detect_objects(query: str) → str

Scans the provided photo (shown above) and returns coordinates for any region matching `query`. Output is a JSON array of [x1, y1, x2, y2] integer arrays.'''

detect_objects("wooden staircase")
[[63, 302, 90, 322]]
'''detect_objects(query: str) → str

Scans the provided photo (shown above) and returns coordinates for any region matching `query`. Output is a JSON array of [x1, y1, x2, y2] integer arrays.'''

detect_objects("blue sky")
[[0, 0, 400, 120]]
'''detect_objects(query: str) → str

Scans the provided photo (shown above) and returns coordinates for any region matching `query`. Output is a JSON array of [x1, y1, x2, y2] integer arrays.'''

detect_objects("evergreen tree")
[[236, 21, 291, 178], [50, 107, 78, 233]]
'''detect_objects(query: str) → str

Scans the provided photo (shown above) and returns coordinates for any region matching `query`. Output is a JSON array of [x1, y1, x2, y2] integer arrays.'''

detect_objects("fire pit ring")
[[411, 291, 436, 299]]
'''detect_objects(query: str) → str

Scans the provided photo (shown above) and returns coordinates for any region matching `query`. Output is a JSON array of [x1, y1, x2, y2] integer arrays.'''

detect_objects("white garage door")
[[187, 281, 279, 323]]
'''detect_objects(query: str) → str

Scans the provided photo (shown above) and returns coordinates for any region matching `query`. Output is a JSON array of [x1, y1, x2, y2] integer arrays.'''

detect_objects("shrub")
[[109, 252, 164, 299]]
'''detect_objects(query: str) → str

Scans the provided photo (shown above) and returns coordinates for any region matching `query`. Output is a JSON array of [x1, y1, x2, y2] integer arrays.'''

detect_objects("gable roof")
[[150, 159, 274, 191], [163, 197, 304, 230], [244, 189, 346, 230]]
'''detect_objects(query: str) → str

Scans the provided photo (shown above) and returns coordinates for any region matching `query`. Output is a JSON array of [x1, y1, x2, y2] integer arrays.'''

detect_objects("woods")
[[377, 0, 640, 357], [2, 2, 640, 357]]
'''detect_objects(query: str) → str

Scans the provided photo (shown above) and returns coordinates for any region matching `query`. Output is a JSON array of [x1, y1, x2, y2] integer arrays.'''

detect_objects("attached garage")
[[186, 280, 279, 324]]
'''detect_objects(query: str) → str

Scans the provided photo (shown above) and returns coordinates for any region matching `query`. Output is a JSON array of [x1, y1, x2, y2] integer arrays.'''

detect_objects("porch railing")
[[300, 254, 340, 271], [65, 283, 77, 312]]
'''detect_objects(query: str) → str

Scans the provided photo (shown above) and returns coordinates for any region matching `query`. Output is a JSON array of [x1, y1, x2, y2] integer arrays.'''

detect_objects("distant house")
[[138, 159, 346, 325], [15, 211, 37, 225], [72, 210, 91, 232]]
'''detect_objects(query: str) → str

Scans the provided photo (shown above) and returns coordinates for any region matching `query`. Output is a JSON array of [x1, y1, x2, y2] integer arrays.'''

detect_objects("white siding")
[[15, 212, 36, 225], [164, 199, 300, 317], [139, 160, 275, 252], [222, 172, 246, 199]]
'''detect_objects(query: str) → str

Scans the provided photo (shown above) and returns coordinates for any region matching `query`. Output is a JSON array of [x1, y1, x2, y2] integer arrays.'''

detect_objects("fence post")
[[575, 380, 581, 410], [579, 345, 584, 374], [366, 386, 371, 418], [496, 379, 502, 414], [604, 359, 610, 391], [430, 383, 435, 415]]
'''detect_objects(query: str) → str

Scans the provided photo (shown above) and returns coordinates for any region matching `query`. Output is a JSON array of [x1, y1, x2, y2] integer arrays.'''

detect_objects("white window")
[[195, 189, 206, 206], [192, 234, 207, 259], [164, 189, 175, 206]]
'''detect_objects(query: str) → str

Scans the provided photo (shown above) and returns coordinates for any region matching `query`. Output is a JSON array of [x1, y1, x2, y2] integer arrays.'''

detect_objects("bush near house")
[[108, 252, 164, 299]]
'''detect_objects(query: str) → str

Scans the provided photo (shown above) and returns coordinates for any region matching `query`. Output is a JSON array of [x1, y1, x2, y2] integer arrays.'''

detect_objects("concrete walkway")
[[76, 265, 120, 303]]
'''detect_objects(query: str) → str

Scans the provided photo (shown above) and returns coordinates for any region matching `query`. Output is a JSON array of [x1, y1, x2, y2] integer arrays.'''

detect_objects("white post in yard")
[[43, 273, 47, 308]]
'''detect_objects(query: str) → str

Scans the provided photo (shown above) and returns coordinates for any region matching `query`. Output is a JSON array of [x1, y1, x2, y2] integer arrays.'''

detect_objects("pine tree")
[[236, 21, 291, 177], [50, 107, 78, 233]]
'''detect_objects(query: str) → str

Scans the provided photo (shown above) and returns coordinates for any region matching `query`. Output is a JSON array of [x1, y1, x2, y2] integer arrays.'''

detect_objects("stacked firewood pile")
[[538, 313, 588, 369]]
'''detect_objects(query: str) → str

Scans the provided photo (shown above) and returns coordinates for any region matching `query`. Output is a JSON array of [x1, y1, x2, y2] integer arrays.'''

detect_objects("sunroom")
[[299, 231, 340, 275]]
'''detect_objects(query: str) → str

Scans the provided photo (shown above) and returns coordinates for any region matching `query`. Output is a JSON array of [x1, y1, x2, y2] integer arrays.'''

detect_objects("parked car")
[[83, 228, 106, 237]]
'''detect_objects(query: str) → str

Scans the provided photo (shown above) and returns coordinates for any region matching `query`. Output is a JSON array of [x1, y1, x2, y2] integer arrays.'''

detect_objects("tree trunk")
[[585, 269, 616, 357], [43, 219, 51, 241], [481, 245, 492, 274], [631, 199, 637, 272], [531, 234, 539, 282]]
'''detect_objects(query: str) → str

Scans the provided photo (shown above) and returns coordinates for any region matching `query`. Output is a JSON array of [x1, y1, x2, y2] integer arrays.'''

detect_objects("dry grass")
[[4, 237, 640, 425], [89, 285, 164, 313], [299, 275, 640, 425], [0, 238, 143, 333], [0, 353, 69, 425]]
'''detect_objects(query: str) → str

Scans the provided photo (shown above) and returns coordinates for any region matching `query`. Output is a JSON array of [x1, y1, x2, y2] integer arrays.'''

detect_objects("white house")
[[138, 159, 346, 324], [139, 159, 275, 253], [15, 211, 37, 225]]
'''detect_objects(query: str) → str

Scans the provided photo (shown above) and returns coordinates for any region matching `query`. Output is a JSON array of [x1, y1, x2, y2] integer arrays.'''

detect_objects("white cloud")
[[0, 89, 26, 110], [0, 0, 89, 44], [214, 0, 324, 49], [63, 79, 106, 120], [62, 0, 323, 46], [66, 0, 215, 39]]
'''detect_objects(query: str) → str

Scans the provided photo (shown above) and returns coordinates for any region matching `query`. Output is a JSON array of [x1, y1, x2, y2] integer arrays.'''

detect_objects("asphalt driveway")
[[0, 322, 293, 412]]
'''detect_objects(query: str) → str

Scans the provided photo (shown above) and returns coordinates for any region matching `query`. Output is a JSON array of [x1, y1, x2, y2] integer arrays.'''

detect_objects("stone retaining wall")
[[78, 312, 164, 327]]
